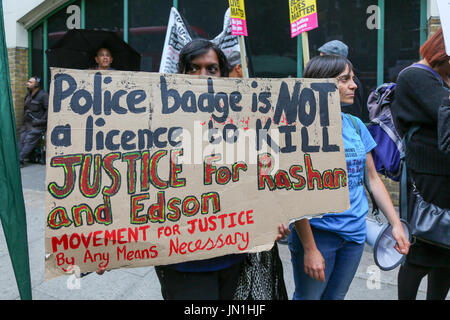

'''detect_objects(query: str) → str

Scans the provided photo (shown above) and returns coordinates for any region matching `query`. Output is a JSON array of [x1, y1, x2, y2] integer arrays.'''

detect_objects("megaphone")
[[366, 216, 411, 271]]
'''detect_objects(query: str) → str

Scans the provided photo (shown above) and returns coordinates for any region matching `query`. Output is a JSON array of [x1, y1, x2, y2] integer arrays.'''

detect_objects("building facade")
[[2, 0, 444, 203]]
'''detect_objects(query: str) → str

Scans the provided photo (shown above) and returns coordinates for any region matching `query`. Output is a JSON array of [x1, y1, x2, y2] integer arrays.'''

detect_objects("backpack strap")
[[399, 125, 420, 221], [400, 63, 444, 87], [344, 113, 380, 215]]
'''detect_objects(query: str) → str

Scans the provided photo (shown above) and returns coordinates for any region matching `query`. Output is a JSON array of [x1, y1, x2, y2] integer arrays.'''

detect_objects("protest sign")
[[158, 7, 193, 74], [45, 68, 349, 279], [289, 0, 318, 38], [212, 8, 241, 57], [228, 0, 248, 36], [437, 0, 450, 55]]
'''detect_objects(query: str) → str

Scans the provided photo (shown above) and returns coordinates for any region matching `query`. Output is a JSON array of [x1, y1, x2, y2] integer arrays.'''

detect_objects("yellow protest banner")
[[229, 0, 247, 36], [289, 0, 318, 38]]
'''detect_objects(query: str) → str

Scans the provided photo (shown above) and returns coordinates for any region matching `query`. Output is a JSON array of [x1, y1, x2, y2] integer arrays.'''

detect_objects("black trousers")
[[18, 126, 44, 162], [155, 261, 243, 300]]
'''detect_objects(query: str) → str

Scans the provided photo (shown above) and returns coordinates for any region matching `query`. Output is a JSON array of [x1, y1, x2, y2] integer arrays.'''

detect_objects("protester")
[[223, 49, 289, 300], [18, 76, 48, 167], [102, 39, 289, 300], [318, 40, 368, 122], [94, 47, 114, 70], [227, 51, 244, 78], [152, 39, 241, 300], [287, 55, 410, 300], [391, 27, 450, 300]]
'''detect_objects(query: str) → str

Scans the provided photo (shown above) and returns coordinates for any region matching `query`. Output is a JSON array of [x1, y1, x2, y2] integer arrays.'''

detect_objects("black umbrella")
[[46, 29, 141, 71]]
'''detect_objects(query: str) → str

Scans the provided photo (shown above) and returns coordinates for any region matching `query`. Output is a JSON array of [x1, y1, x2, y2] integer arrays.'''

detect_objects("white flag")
[[212, 8, 240, 56], [159, 8, 245, 74], [159, 7, 193, 74]]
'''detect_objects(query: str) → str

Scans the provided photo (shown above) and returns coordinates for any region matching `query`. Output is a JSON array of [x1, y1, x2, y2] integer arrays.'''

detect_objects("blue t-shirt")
[[309, 113, 377, 244]]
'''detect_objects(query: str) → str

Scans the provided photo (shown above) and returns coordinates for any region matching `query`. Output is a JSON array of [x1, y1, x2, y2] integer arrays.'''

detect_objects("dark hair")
[[303, 55, 353, 79], [420, 28, 449, 69], [32, 76, 41, 87], [178, 39, 229, 76], [96, 47, 112, 57]]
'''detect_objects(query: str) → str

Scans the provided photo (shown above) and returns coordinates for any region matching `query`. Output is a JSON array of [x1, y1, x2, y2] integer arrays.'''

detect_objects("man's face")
[[26, 78, 37, 90], [95, 48, 113, 70], [229, 64, 243, 78], [185, 48, 221, 77]]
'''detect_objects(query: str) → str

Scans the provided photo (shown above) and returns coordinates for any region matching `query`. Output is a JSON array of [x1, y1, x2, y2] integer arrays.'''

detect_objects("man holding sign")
[[154, 39, 245, 300]]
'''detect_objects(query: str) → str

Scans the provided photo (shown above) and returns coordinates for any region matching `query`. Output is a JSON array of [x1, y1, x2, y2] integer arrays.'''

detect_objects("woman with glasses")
[[287, 55, 410, 300]]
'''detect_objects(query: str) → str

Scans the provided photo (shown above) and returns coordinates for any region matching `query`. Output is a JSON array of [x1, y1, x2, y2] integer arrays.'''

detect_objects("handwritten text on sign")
[[289, 0, 318, 38], [45, 69, 349, 279], [229, 0, 248, 36]]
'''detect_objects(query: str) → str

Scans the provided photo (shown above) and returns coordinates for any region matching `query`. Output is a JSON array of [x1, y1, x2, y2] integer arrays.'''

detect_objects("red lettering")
[[170, 149, 186, 187], [130, 193, 149, 224], [102, 152, 121, 196], [246, 210, 254, 224], [80, 154, 102, 197], [93, 230, 102, 247], [48, 155, 83, 198], [80, 232, 93, 248], [139, 226, 150, 241], [258, 153, 276, 190], [149, 150, 168, 189], [305, 154, 323, 190], [122, 152, 141, 194], [117, 228, 127, 244], [228, 212, 237, 228], [203, 154, 221, 185], [52, 234, 68, 252]]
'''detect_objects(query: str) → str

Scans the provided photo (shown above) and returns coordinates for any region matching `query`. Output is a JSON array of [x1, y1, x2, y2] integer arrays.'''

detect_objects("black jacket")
[[23, 89, 49, 129], [391, 67, 450, 176], [438, 97, 450, 154]]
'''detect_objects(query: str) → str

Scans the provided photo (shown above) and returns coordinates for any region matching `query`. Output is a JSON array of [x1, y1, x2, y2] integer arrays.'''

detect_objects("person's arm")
[[293, 219, 325, 282], [366, 153, 410, 255]]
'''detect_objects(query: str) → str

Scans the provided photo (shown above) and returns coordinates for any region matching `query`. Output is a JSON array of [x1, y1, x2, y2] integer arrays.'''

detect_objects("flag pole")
[[238, 35, 248, 78], [301, 32, 310, 67]]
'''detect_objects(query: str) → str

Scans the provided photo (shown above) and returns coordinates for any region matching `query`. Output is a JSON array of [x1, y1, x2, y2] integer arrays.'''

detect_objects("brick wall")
[[380, 174, 399, 206], [428, 17, 441, 36], [8, 47, 28, 135], [365, 174, 399, 209]]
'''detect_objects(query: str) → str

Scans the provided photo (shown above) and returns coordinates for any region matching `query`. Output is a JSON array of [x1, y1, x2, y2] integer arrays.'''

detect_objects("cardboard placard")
[[45, 69, 349, 279]]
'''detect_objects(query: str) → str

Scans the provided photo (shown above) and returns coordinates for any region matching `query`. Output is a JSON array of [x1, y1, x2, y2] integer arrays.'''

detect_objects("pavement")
[[0, 162, 447, 300]]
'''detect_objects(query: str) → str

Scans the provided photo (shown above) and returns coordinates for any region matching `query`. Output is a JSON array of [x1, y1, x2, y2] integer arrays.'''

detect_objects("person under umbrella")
[[93, 47, 114, 70], [46, 29, 140, 71]]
